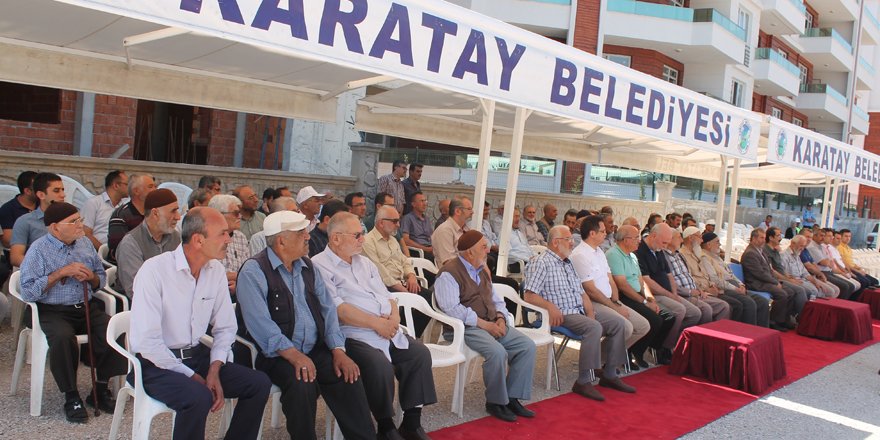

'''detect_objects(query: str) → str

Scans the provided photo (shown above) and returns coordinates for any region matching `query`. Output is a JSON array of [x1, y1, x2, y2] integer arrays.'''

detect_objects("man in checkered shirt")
[[523, 225, 634, 402]]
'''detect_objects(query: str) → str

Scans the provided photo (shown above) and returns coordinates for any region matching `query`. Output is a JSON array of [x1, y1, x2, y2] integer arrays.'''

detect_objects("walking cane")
[[81, 282, 101, 417]]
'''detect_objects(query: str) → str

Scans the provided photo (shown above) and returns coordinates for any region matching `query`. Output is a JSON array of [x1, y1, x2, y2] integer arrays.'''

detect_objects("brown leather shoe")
[[599, 376, 636, 393], [571, 381, 605, 401]]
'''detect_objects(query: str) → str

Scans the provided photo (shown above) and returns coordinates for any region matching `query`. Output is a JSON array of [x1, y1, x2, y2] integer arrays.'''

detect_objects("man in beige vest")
[[434, 230, 537, 423]]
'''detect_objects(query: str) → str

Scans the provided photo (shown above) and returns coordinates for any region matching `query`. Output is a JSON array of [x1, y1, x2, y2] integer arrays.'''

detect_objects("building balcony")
[[794, 83, 849, 123], [751, 48, 802, 96], [852, 105, 870, 135], [807, 0, 859, 23], [603, 0, 746, 64], [797, 28, 854, 73], [459, 0, 570, 38], [857, 56, 875, 91], [862, 9, 880, 46], [759, 0, 806, 36]]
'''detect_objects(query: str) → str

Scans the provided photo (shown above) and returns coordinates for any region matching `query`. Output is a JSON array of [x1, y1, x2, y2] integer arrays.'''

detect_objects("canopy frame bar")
[[320, 75, 396, 102], [123, 27, 190, 68]]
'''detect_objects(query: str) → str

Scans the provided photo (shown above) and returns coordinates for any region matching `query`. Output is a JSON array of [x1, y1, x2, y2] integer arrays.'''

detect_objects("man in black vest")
[[236, 210, 375, 440]]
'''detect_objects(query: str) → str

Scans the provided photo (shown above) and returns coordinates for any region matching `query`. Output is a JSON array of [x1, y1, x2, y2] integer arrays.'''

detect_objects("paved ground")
[[0, 318, 877, 439]]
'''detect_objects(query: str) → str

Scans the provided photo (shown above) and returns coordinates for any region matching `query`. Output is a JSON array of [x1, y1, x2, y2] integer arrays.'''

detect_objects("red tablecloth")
[[858, 288, 880, 320], [669, 320, 786, 394], [797, 298, 874, 344]]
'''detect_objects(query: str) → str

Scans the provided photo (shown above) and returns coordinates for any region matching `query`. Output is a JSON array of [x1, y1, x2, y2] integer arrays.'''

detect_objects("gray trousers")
[[780, 280, 810, 315], [464, 325, 536, 405], [655, 295, 701, 348], [685, 296, 730, 323], [561, 308, 628, 384]]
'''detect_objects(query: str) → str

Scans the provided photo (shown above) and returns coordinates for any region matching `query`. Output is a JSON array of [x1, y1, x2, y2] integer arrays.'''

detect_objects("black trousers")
[[345, 337, 437, 421], [38, 301, 127, 393], [137, 346, 271, 440], [256, 344, 375, 440], [826, 272, 855, 300], [619, 296, 675, 356]]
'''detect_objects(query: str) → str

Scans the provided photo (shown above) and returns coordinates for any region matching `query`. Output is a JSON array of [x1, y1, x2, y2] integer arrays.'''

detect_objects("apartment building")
[[454, 0, 880, 212]]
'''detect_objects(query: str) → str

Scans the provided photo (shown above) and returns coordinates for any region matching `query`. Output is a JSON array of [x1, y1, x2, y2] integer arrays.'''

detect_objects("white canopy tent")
[[0, 0, 875, 270]]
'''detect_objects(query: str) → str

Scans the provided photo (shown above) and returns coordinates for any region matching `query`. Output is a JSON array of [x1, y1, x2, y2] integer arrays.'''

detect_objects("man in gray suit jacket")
[[740, 228, 796, 331]]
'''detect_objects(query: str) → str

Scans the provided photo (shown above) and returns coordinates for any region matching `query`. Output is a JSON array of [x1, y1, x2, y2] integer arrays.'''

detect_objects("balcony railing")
[[866, 9, 880, 31], [801, 27, 854, 53], [607, 0, 746, 41], [787, 0, 807, 14], [754, 47, 800, 76], [854, 105, 869, 120], [860, 56, 877, 76], [800, 83, 848, 105]]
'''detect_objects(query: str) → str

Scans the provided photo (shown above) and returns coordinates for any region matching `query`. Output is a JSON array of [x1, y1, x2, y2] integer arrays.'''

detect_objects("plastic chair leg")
[[270, 392, 282, 429], [29, 337, 48, 416], [109, 387, 132, 440], [10, 329, 29, 394]]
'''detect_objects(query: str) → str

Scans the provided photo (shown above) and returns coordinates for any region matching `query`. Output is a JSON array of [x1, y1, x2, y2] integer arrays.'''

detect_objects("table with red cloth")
[[669, 320, 786, 394], [797, 298, 873, 344], [858, 288, 880, 320]]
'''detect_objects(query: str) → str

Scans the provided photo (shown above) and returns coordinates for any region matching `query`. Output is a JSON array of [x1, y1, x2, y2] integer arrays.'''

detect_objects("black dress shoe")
[[656, 349, 672, 365], [398, 426, 431, 440], [485, 403, 517, 422], [507, 399, 535, 418], [769, 322, 789, 332], [377, 429, 405, 440], [633, 355, 650, 369], [84, 388, 116, 414], [64, 398, 88, 424], [628, 359, 641, 371]]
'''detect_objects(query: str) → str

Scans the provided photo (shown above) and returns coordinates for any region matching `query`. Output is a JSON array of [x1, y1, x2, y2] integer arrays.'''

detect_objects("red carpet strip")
[[430, 323, 880, 440]]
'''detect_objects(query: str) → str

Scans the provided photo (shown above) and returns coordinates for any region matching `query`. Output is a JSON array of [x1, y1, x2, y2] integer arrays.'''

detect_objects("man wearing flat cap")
[[116, 188, 181, 297], [296, 186, 325, 233], [19, 202, 126, 423], [236, 211, 375, 440], [435, 230, 537, 423]]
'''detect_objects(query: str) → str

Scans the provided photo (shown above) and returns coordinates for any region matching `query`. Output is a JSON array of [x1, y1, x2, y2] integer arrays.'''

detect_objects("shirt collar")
[[35, 206, 44, 218], [267, 247, 303, 273], [172, 245, 190, 274], [458, 255, 484, 274], [45, 233, 73, 250], [368, 227, 391, 242]]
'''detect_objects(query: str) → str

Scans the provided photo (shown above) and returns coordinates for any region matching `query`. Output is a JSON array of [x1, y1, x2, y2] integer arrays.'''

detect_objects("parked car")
[[866, 222, 880, 249]]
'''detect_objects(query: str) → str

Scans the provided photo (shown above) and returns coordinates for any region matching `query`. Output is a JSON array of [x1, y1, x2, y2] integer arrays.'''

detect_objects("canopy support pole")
[[496, 107, 532, 276], [472, 99, 495, 228], [723, 158, 741, 263], [819, 177, 832, 227], [714, 154, 728, 231], [828, 178, 841, 227]]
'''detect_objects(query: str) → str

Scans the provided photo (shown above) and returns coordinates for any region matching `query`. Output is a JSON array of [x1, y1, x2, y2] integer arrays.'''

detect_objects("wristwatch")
[[642, 298, 648, 305]]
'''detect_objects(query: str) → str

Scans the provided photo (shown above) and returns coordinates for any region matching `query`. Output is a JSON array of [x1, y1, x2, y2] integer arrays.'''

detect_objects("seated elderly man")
[[362, 205, 433, 337], [521, 205, 547, 246], [571, 216, 650, 360], [116, 189, 181, 297], [209, 194, 250, 295], [664, 230, 730, 323], [784, 235, 838, 299], [19, 202, 126, 423], [801, 228, 854, 299], [680, 227, 758, 324], [634, 223, 701, 363], [431, 197, 472, 267], [233, 185, 266, 241], [400, 191, 434, 261], [314, 212, 436, 440], [741, 228, 797, 331], [764, 227, 811, 311], [237, 211, 375, 440], [698, 232, 770, 327], [248, 196, 299, 256], [525, 225, 635, 401], [435, 231, 536, 422], [106, 174, 156, 264], [606, 225, 676, 369], [508, 208, 535, 266]]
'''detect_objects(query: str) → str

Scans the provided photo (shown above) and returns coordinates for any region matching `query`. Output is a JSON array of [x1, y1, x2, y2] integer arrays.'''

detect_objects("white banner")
[[63, 0, 760, 159], [768, 118, 880, 187]]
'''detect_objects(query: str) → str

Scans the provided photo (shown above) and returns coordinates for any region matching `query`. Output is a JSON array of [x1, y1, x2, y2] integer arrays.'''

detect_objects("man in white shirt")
[[570, 215, 650, 353], [130, 207, 271, 440], [757, 215, 773, 231], [82, 170, 128, 249], [313, 212, 436, 440], [508, 209, 535, 265]]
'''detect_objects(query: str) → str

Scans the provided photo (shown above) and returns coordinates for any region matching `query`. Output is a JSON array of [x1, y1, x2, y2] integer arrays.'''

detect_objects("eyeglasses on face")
[[335, 231, 365, 240], [58, 217, 85, 225], [381, 218, 400, 224]]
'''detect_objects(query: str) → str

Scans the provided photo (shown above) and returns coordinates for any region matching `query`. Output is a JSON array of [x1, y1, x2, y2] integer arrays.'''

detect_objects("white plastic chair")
[[393, 292, 468, 417], [494, 284, 556, 391], [0, 184, 18, 206], [407, 246, 425, 259], [408, 257, 438, 289], [157, 182, 192, 214], [8, 271, 116, 416], [98, 244, 114, 269], [529, 245, 547, 258], [102, 267, 129, 313], [59, 175, 94, 210]]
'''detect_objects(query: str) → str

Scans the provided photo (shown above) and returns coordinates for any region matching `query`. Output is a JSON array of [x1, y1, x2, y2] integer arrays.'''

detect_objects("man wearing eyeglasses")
[[314, 212, 436, 440], [431, 197, 473, 267], [237, 211, 375, 440], [208, 194, 250, 296], [19, 202, 126, 423], [363, 206, 432, 337], [233, 185, 266, 241]]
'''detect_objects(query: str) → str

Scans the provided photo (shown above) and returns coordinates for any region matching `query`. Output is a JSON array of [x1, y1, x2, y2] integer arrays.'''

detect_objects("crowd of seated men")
[[1, 162, 877, 439]]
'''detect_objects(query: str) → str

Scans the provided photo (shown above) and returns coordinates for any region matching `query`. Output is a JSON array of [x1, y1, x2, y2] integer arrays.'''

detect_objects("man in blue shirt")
[[237, 211, 375, 440], [19, 202, 126, 423]]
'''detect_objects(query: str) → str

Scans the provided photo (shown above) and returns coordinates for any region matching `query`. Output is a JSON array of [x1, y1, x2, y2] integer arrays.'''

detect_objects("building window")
[[771, 107, 783, 119], [799, 64, 808, 88], [603, 54, 632, 68], [793, 117, 804, 127], [668, 0, 684, 7], [778, 50, 788, 60], [731, 79, 745, 107], [662, 65, 679, 85], [805, 13, 813, 30], [0, 82, 62, 124]]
